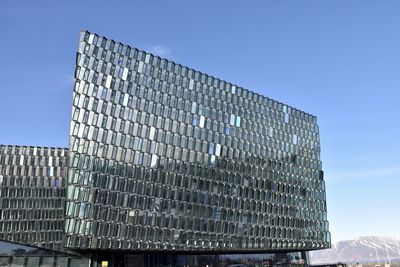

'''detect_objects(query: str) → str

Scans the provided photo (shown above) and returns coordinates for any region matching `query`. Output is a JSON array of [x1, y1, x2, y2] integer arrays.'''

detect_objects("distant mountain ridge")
[[310, 236, 400, 264]]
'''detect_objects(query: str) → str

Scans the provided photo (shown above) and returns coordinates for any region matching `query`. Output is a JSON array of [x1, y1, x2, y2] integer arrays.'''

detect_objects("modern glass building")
[[0, 146, 91, 266], [0, 145, 66, 251], [0, 31, 330, 266]]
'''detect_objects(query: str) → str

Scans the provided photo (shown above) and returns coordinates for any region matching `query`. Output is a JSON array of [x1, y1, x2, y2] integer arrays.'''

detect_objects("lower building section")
[[0, 240, 87, 267], [91, 252, 309, 267], [0, 241, 309, 267]]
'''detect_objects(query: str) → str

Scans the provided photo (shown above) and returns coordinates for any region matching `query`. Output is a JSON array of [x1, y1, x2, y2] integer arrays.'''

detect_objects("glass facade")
[[65, 31, 330, 251], [0, 145, 66, 251]]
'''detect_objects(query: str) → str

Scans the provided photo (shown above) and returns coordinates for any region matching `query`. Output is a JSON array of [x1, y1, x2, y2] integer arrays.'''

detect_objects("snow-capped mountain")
[[310, 236, 400, 264]]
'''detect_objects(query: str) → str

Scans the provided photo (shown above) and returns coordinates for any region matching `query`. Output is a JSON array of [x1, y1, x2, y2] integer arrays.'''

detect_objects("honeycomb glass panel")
[[65, 31, 331, 251]]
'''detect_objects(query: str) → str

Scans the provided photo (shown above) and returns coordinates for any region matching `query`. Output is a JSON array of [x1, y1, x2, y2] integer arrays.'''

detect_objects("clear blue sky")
[[1, 1, 399, 243]]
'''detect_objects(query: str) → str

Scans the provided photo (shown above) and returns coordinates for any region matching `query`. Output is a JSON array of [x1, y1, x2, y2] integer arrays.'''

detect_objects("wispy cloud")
[[147, 45, 171, 57], [57, 73, 74, 90], [34, 73, 74, 94], [328, 166, 400, 182]]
